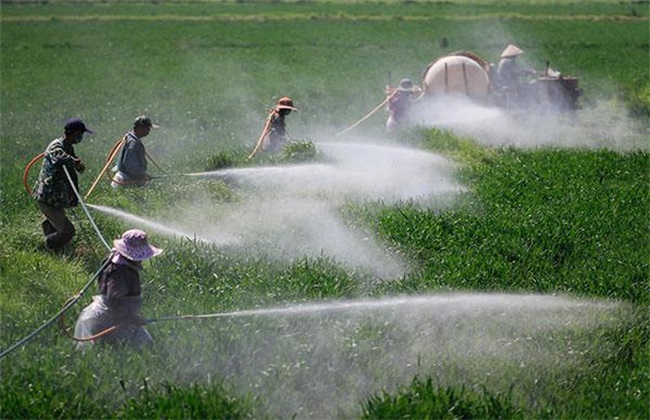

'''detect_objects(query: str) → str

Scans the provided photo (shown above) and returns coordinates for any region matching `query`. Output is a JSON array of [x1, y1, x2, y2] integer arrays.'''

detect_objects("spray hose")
[[85, 136, 126, 200], [247, 109, 275, 160], [336, 91, 396, 136], [0, 256, 111, 359], [0, 166, 119, 358], [64, 166, 111, 250], [57, 293, 125, 342], [145, 149, 169, 176], [23, 152, 45, 195]]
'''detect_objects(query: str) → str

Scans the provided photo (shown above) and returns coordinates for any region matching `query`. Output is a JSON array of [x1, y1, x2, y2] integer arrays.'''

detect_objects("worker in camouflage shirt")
[[33, 118, 92, 251]]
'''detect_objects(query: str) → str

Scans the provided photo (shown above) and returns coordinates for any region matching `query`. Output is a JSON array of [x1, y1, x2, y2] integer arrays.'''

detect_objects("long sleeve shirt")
[[33, 138, 79, 208], [116, 132, 148, 180]]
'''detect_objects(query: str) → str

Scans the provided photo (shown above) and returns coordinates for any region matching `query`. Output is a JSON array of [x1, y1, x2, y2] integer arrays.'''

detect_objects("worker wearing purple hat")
[[75, 229, 163, 349], [111, 115, 158, 188], [33, 118, 92, 251]]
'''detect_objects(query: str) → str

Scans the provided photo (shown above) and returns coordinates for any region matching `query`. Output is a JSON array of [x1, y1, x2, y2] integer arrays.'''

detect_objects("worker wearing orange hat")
[[266, 96, 298, 152], [247, 97, 299, 159]]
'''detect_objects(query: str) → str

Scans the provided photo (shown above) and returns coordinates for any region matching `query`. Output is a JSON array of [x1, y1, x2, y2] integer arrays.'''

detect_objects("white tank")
[[422, 55, 490, 102]]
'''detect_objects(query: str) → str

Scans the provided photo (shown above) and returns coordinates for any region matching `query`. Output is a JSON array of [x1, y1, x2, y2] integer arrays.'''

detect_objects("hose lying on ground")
[[1, 167, 113, 359]]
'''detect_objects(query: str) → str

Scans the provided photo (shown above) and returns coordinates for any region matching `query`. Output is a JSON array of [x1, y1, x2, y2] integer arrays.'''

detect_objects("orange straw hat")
[[113, 229, 163, 261], [275, 96, 298, 111]]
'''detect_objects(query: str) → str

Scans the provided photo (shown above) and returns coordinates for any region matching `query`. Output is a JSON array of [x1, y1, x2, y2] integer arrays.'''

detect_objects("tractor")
[[420, 50, 582, 113]]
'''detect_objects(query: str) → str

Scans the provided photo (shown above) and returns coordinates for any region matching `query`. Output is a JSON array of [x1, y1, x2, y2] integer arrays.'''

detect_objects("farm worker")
[[248, 97, 298, 159], [74, 229, 163, 349], [33, 118, 92, 252], [385, 78, 421, 132], [111, 115, 158, 188], [265, 96, 298, 152], [495, 44, 536, 91]]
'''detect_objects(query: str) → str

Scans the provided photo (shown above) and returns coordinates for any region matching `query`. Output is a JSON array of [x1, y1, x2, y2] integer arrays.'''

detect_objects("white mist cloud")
[[182, 142, 465, 278], [94, 142, 465, 279], [161, 293, 624, 418], [410, 94, 648, 151]]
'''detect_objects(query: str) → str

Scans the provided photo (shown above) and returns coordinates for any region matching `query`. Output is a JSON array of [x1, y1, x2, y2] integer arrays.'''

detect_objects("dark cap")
[[133, 115, 159, 129], [64, 118, 93, 134]]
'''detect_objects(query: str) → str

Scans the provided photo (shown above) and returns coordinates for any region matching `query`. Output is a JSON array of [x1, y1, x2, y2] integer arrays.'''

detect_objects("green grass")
[[1, 1, 649, 418], [374, 147, 649, 303], [362, 377, 525, 419]]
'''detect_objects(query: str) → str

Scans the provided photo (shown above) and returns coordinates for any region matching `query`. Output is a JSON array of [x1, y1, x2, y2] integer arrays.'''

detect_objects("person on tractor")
[[495, 44, 536, 106]]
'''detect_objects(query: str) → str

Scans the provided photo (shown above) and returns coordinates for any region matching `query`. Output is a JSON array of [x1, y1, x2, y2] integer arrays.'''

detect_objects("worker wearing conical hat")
[[266, 96, 298, 153], [496, 44, 536, 92], [500, 44, 524, 58]]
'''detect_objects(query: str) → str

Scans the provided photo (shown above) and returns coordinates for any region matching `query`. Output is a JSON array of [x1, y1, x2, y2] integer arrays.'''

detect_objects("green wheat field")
[[1, 1, 648, 418]]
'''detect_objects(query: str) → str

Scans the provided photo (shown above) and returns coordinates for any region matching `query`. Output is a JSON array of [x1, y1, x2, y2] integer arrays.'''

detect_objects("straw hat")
[[500, 44, 524, 58], [275, 96, 298, 111], [113, 229, 163, 261]]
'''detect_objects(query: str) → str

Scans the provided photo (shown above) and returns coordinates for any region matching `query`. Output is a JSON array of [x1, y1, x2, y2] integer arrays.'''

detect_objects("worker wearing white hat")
[[495, 44, 536, 102]]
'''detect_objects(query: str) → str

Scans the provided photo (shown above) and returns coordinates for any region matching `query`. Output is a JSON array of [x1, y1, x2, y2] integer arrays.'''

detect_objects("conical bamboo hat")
[[500, 44, 524, 58]]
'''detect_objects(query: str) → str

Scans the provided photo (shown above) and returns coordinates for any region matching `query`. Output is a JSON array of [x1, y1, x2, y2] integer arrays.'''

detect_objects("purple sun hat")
[[113, 229, 163, 261]]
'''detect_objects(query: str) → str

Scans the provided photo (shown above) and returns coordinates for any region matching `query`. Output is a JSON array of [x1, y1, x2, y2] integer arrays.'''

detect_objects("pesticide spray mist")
[[410, 95, 648, 151], [158, 293, 625, 418], [89, 140, 629, 417], [91, 141, 465, 278]]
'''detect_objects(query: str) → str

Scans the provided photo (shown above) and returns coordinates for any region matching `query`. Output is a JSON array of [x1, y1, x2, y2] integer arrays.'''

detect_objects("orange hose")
[[57, 295, 124, 342], [23, 152, 45, 195], [145, 149, 168, 175], [84, 137, 126, 200], [247, 110, 274, 160], [336, 91, 396, 137]]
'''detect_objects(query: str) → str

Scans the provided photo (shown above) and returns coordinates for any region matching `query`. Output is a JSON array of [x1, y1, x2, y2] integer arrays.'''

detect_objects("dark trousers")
[[38, 201, 75, 250]]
